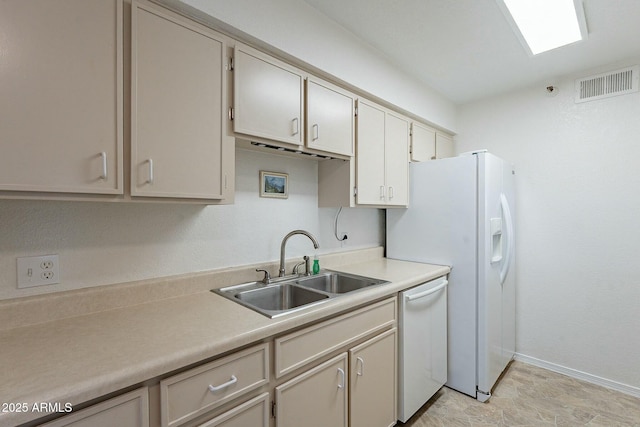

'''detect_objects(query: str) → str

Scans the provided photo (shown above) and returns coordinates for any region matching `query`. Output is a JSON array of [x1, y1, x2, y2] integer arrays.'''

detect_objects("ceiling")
[[301, 0, 640, 105]]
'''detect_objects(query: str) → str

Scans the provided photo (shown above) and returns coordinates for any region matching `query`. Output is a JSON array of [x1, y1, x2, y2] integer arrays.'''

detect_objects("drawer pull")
[[207, 375, 238, 393], [99, 152, 108, 180]]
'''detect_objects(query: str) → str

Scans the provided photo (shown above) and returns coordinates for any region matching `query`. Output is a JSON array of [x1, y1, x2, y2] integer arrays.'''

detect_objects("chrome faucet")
[[279, 230, 319, 277]]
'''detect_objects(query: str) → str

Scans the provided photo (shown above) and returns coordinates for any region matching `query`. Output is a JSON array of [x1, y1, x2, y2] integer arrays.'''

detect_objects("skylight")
[[498, 0, 587, 55]]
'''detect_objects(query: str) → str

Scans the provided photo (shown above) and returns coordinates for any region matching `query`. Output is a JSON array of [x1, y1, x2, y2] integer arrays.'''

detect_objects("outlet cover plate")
[[17, 255, 60, 288]]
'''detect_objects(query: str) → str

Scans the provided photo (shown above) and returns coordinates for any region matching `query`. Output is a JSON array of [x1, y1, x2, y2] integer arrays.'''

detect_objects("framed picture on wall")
[[260, 171, 288, 199]]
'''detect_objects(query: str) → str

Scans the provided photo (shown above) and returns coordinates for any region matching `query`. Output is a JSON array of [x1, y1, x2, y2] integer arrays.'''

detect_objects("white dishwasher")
[[398, 275, 448, 423]]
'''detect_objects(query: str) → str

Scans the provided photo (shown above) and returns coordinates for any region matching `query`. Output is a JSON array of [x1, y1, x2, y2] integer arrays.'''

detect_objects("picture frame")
[[260, 171, 288, 199]]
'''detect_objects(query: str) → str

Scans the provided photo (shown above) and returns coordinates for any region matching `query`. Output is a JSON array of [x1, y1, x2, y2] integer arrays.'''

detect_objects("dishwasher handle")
[[404, 280, 448, 302]]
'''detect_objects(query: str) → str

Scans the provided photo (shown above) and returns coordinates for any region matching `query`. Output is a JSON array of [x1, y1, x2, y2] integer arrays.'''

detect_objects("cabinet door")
[[349, 329, 397, 427], [131, 1, 227, 199], [435, 133, 454, 159], [275, 353, 347, 427], [41, 388, 148, 427], [385, 112, 410, 206], [306, 78, 354, 156], [410, 122, 436, 162], [355, 100, 386, 205], [0, 0, 123, 195], [234, 45, 304, 146]]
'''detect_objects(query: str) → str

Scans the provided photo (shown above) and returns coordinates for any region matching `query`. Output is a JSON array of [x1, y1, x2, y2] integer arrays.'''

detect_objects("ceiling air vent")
[[575, 65, 639, 103]]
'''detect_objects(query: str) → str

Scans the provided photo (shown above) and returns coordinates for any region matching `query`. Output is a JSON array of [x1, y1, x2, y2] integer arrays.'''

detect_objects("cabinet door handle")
[[380, 185, 385, 200], [99, 152, 108, 180], [292, 117, 299, 136], [356, 357, 364, 376], [389, 186, 394, 199], [312, 123, 319, 141], [337, 368, 345, 389], [208, 375, 237, 393], [147, 159, 154, 185]]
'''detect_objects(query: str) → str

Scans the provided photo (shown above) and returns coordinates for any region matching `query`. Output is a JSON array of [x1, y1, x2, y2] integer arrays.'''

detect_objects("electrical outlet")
[[17, 255, 60, 288]]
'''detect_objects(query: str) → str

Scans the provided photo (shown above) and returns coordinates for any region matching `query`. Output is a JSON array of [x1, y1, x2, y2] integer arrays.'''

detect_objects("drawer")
[[160, 343, 269, 427], [41, 387, 149, 427], [199, 392, 269, 427], [274, 297, 396, 377]]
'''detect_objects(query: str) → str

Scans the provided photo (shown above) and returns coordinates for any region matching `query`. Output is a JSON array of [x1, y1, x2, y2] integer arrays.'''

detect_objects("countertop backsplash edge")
[[0, 246, 384, 331]]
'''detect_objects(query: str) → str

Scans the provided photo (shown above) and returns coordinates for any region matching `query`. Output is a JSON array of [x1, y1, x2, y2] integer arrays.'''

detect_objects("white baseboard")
[[514, 353, 640, 398]]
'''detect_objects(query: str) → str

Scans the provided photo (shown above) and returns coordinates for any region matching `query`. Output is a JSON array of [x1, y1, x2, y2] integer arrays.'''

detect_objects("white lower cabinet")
[[275, 354, 348, 427], [349, 329, 397, 427], [274, 297, 397, 427], [275, 329, 397, 427], [41, 388, 149, 427], [32, 300, 397, 427], [159, 343, 269, 427]]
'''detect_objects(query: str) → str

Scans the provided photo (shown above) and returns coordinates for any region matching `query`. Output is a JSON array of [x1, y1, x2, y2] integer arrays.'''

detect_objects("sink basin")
[[235, 283, 329, 312], [296, 272, 388, 294], [212, 270, 389, 318], [213, 280, 330, 318]]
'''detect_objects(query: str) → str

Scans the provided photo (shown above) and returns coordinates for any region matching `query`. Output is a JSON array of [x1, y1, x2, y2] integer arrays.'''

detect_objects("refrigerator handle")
[[499, 193, 514, 285]]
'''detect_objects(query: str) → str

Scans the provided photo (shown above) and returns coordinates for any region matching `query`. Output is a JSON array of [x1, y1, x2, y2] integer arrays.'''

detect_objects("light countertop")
[[0, 258, 449, 426]]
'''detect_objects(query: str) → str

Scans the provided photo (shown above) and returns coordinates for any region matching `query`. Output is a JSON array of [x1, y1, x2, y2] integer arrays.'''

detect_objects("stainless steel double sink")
[[212, 271, 389, 318]]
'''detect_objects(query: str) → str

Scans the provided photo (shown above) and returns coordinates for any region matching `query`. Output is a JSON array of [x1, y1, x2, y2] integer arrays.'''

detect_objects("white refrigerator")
[[387, 151, 516, 402]]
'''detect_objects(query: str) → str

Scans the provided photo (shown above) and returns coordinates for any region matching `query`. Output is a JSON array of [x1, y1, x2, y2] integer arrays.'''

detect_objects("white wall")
[[455, 60, 640, 390], [176, 0, 457, 132], [0, 148, 383, 300]]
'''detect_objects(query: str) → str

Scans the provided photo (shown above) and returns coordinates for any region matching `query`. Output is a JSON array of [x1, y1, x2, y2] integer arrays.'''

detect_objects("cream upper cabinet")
[[354, 100, 386, 205], [349, 329, 397, 427], [275, 353, 348, 427], [384, 112, 410, 206], [410, 122, 436, 162], [306, 78, 355, 156], [436, 132, 454, 159], [131, 0, 232, 200], [411, 122, 454, 161], [233, 44, 304, 146], [0, 0, 123, 195], [355, 99, 409, 207]]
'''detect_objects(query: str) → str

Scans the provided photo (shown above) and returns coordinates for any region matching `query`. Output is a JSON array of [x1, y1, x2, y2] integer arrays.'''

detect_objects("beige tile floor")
[[401, 361, 640, 427]]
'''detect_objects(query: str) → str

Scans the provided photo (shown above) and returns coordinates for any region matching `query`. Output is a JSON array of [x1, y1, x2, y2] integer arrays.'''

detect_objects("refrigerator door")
[[387, 156, 479, 397], [501, 161, 517, 367], [476, 153, 516, 398]]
